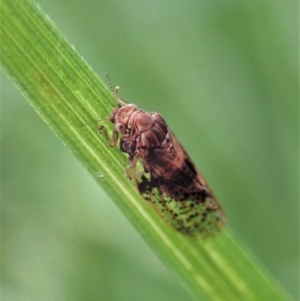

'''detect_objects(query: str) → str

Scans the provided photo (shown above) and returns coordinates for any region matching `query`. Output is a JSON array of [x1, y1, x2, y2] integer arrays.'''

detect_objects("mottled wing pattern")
[[135, 133, 225, 237]]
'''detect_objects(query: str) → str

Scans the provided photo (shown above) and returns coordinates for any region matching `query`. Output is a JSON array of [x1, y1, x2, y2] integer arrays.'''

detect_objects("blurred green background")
[[1, 0, 298, 300]]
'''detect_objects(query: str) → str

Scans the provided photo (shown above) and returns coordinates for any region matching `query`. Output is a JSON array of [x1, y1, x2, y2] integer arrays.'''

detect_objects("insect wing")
[[155, 188, 224, 237], [137, 132, 225, 237]]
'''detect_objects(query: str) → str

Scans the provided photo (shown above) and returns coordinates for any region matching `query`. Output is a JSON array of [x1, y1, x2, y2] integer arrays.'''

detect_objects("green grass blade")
[[0, 0, 292, 300]]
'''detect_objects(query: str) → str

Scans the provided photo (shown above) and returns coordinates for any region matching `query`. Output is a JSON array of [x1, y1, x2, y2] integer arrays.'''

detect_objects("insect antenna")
[[106, 73, 114, 93], [80, 119, 101, 127], [105, 73, 127, 107]]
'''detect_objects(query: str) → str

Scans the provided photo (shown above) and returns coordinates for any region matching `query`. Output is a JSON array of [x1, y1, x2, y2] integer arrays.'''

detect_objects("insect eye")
[[109, 108, 119, 123], [115, 123, 126, 134]]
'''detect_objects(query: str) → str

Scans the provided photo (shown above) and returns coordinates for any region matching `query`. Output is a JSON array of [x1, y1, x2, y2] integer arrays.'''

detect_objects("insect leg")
[[125, 155, 139, 181], [99, 125, 119, 147]]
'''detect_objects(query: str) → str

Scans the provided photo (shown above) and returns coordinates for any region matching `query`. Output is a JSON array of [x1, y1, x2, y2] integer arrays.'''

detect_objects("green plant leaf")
[[0, 0, 292, 300]]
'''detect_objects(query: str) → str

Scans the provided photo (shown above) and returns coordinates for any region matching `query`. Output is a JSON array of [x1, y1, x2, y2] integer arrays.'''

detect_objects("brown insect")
[[100, 84, 225, 237]]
